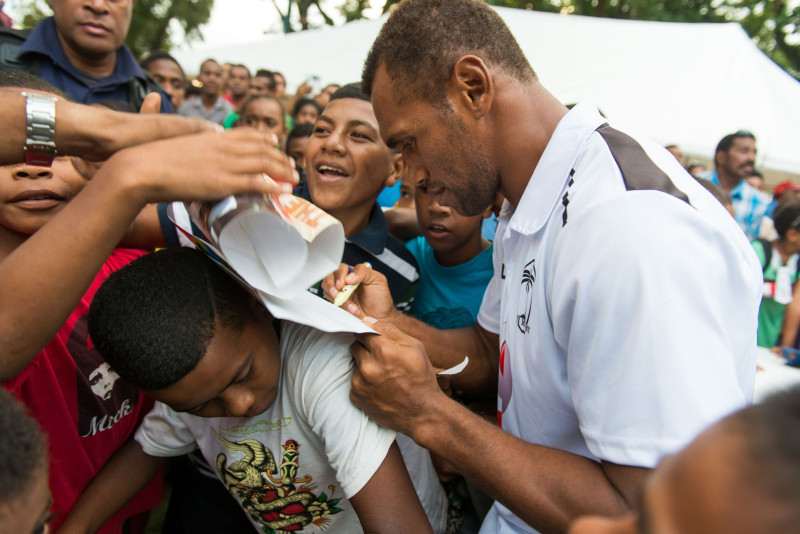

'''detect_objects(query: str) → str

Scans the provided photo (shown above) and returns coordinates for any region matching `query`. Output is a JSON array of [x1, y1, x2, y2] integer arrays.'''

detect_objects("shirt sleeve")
[[477, 221, 505, 335], [283, 324, 397, 498], [549, 193, 758, 467], [135, 401, 198, 457]]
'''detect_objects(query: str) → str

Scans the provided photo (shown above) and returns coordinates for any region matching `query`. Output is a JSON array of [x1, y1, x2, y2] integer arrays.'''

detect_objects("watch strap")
[[22, 91, 57, 167]]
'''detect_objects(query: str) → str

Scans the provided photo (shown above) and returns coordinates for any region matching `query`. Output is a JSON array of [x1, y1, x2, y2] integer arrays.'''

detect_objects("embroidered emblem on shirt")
[[214, 430, 343, 532], [517, 259, 535, 334]]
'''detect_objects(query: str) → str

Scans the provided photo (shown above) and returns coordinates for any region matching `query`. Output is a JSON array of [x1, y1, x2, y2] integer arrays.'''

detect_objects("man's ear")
[[481, 204, 494, 220], [715, 150, 726, 168], [384, 151, 405, 188], [450, 55, 493, 119]]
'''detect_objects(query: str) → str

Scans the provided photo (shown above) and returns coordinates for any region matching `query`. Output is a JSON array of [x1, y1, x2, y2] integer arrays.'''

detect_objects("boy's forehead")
[[323, 98, 380, 128]]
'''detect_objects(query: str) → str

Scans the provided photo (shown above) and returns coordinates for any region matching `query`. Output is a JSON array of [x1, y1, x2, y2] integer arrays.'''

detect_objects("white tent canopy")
[[174, 7, 800, 174]]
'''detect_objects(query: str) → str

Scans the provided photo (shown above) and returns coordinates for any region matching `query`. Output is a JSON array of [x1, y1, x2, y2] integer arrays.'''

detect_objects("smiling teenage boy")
[[59, 248, 433, 534], [299, 83, 418, 311]]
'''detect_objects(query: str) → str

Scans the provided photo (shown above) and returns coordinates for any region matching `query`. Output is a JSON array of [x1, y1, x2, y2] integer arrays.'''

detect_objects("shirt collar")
[[506, 100, 606, 236], [20, 18, 146, 85], [295, 183, 388, 255]]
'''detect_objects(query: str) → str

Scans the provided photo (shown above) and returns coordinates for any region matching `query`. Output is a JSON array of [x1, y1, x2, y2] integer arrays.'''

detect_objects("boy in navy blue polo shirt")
[[299, 83, 419, 312]]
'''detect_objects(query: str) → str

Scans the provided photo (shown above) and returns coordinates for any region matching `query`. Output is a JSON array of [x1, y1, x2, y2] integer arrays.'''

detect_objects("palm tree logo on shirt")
[[517, 259, 535, 334]]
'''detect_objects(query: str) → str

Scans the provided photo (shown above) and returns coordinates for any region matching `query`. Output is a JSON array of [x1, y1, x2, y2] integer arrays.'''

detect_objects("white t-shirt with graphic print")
[[137, 322, 409, 533]]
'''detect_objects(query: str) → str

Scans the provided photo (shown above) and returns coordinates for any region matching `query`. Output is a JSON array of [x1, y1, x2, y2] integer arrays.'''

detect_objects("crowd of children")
[[1, 10, 800, 533]]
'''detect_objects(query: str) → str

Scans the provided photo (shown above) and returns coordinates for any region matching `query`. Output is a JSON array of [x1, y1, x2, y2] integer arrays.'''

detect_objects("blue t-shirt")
[[406, 236, 494, 329]]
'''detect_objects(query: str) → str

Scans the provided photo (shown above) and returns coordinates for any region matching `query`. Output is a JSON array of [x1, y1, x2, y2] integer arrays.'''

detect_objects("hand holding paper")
[[170, 194, 373, 334]]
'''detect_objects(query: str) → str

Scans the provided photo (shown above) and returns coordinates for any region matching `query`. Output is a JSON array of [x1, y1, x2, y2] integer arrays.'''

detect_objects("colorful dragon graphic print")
[[213, 430, 343, 533]]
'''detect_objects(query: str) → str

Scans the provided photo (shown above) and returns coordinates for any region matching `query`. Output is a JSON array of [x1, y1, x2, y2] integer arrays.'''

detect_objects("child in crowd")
[[407, 181, 494, 329], [234, 93, 287, 143], [0, 389, 52, 534], [285, 122, 314, 171], [292, 97, 323, 127], [300, 83, 419, 311], [405, 181, 495, 533], [569, 386, 800, 534], [752, 200, 800, 350], [60, 248, 432, 534], [0, 78, 158, 534], [0, 72, 297, 533]]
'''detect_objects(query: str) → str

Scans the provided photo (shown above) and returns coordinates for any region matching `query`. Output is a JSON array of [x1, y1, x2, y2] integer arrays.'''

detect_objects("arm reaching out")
[[0, 128, 299, 381], [322, 264, 499, 393], [0, 88, 218, 165], [349, 318, 649, 534], [57, 440, 164, 534]]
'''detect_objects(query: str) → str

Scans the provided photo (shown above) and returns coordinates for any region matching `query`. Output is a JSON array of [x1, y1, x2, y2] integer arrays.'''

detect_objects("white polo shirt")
[[477, 101, 762, 534]]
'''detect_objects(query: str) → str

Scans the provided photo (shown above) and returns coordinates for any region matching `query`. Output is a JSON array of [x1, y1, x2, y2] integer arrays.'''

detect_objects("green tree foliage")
[[127, 0, 214, 58], [338, 0, 371, 22], [15, 0, 214, 60], [270, 0, 334, 31], [484, 0, 800, 79]]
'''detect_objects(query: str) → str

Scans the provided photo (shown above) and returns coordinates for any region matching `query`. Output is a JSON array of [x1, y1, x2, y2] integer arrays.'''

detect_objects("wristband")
[[22, 91, 58, 167]]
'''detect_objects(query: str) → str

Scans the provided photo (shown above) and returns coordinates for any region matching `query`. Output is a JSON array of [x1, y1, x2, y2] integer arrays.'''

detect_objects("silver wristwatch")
[[22, 91, 58, 167]]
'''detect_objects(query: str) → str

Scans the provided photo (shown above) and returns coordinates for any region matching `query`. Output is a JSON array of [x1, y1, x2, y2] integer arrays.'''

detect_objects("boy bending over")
[[60, 248, 432, 534]]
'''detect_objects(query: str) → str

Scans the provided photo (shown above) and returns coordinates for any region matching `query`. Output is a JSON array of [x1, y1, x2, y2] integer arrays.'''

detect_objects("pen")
[[334, 262, 371, 307]]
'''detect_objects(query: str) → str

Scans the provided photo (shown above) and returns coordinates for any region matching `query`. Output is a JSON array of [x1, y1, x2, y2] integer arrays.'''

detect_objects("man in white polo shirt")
[[323, 1, 764, 533]]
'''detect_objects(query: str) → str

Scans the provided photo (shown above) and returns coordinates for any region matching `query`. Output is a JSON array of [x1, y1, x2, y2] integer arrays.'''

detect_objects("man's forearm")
[[411, 394, 643, 534], [390, 312, 498, 394]]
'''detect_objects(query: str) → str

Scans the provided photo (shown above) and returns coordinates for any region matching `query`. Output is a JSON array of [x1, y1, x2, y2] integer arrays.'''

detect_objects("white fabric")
[[136, 322, 397, 533], [174, 7, 800, 174], [476, 101, 762, 534]]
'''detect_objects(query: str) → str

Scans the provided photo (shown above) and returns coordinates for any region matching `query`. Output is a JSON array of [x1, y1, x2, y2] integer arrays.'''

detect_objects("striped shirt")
[[708, 170, 772, 241]]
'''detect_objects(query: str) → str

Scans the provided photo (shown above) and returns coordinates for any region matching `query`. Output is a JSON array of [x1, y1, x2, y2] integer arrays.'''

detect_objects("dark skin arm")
[[349, 441, 433, 533], [384, 206, 422, 242], [118, 204, 167, 250], [324, 264, 498, 394], [57, 440, 165, 534], [0, 110, 298, 381], [0, 88, 218, 165], [324, 267, 650, 534]]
